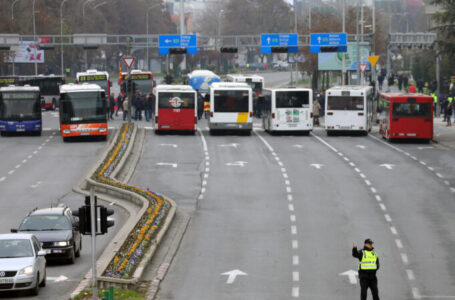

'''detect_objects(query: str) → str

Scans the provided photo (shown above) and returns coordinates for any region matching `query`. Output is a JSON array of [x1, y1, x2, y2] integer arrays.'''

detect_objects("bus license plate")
[[0, 278, 14, 284], [406, 133, 417, 137], [16, 129, 25, 132], [80, 132, 90, 136]]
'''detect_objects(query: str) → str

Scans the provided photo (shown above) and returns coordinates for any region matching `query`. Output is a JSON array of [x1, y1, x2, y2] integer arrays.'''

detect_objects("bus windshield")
[[60, 92, 106, 124], [214, 90, 249, 113], [246, 81, 262, 92], [392, 103, 431, 117], [133, 80, 152, 95], [81, 80, 108, 92], [0, 92, 41, 120], [159, 92, 195, 109], [327, 96, 364, 111], [276, 91, 309, 108]]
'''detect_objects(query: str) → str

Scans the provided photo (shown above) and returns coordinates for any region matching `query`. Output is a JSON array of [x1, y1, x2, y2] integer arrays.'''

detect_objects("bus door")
[[273, 90, 312, 131], [326, 94, 367, 131], [390, 97, 433, 139], [157, 91, 196, 131]]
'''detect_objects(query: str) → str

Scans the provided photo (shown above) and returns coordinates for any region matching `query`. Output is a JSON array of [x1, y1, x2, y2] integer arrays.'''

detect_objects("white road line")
[[420, 161, 427, 166], [197, 128, 208, 152], [28, 155, 33, 159], [286, 187, 292, 193], [371, 187, 377, 194], [405, 152, 411, 156], [287, 195, 293, 201], [412, 287, 421, 299], [444, 180, 450, 186], [337, 152, 343, 157], [384, 214, 392, 222], [204, 173, 209, 179], [290, 215, 296, 222], [281, 168, 286, 173], [275, 156, 280, 161], [272, 152, 277, 156], [292, 240, 298, 249], [15, 164, 21, 169], [343, 157, 349, 161], [202, 180, 207, 186], [293, 255, 299, 265], [365, 180, 371, 186], [292, 271, 299, 282], [33, 150, 38, 154], [45, 139, 50, 142], [198, 194, 203, 200], [283, 173, 289, 179], [406, 269, 415, 280], [411, 156, 418, 160], [349, 162, 355, 167], [206, 162, 210, 166], [288, 204, 294, 211], [41, 143, 46, 146], [285, 180, 290, 186], [254, 130, 274, 152], [390, 226, 398, 235], [401, 253, 409, 265], [379, 203, 387, 211], [291, 225, 297, 235], [360, 173, 366, 178], [204, 151, 209, 156], [205, 168, 210, 172], [0, 177, 5, 182], [38, 146, 42, 150], [428, 166, 434, 171], [292, 287, 299, 298], [278, 161, 284, 167], [205, 156, 210, 161], [8, 170, 14, 175], [451, 187, 455, 193], [395, 239, 403, 249], [375, 195, 382, 202], [22, 159, 27, 164], [311, 133, 339, 153], [436, 173, 443, 178], [201, 188, 206, 194], [355, 168, 361, 173]]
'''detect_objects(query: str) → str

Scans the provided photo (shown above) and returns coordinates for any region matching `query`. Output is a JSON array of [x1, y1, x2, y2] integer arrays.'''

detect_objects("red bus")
[[379, 93, 433, 141], [155, 85, 197, 133], [120, 70, 154, 96]]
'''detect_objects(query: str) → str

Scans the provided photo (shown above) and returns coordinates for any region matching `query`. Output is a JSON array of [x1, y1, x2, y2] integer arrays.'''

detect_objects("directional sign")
[[122, 56, 135, 69], [261, 33, 298, 54], [367, 56, 380, 68], [310, 33, 347, 53], [159, 34, 197, 55], [359, 64, 367, 74]]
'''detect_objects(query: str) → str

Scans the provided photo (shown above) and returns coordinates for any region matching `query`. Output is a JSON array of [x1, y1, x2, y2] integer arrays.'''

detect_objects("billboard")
[[318, 43, 371, 71], [4, 41, 44, 64]]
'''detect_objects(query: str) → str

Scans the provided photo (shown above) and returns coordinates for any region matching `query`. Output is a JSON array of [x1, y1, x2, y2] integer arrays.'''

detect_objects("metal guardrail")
[[388, 32, 437, 46]]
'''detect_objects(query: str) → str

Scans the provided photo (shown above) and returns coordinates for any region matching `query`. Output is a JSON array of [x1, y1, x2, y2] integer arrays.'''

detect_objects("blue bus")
[[0, 86, 42, 136]]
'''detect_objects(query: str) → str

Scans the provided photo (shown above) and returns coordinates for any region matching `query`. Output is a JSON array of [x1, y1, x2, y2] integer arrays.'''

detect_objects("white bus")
[[226, 74, 264, 95], [209, 82, 253, 134], [262, 88, 313, 134], [76, 69, 111, 95], [325, 85, 374, 135]]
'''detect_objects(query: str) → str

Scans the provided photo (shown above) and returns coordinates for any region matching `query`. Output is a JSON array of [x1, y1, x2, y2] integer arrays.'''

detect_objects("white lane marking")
[[254, 130, 274, 152], [293, 144, 303, 149], [204, 173, 209, 179], [356, 145, 366, 150], [451, 187, 455, 193], [45, 138, 50, 142], [384, 214, 392, 222], [406, 269, 415, 281], [30, 181, 42, 189], [420, 161, 427, 166], [418, 146, 434, 150], [201, 188, 206, 193], [286, 187, 292, 193], [226, 161, 248, 167], [411, 156, 418, 160], [293, 255, 299, 265], [22, 159, 27, 164], [205, 168, 210, 172], [0, 177, 5, 182], [109, 202, 116, 206], [292, 287, 299, 298], [395, 239, 403, 249], [221, 270, 247, 284], [338, 152, 343, 156], [38, 146, 42, 150], [204, 151, 209, 156], [311, 133, 339, 153], [206, 161, 210, 166], [198, 194, 204, 200], [285, 180, 290, 186], [278, 161, 284, 167], [15, 164, 21, 169], [375, 195, 382, 202], [41, 143, 46, 146], [202, 180, 207, 186], [444, 180, 450, 186], [290, 215, 296, 222], [292, 271, 299, 282], [360, 173, 366, 178], [272, 152, 277, 157], [349, 162, 355, 167], [291, 225, 297, 235], [405, 152, 411, 156], [292, 240, 298, 249], [156, 162, 178, 168], [288, 204, 294, 211], [275, 156, 280, 161], [390, 226, 398, 235], [218, 143, 239, 148], [412, 287, 421, 299], [343, 157, 349, 161], [287, 195, 293, 201], [365, 180, 371, 186], [310, 163, 324, 169], [281, 168, 286, 173], [198, 128, 208, 152], [401, 253, 409, 265], [160, 143, 178, 148], [28, 155, 33, 159], [436, 173, 443, 178], [8, 170, 14, 175], [355, 168, 361, 173], [379, 203, 387, 211], [371, 187, 377, 194], [428, 166, 434, 171], [283, 173, 289, 179], [380, 164, 395, 170]]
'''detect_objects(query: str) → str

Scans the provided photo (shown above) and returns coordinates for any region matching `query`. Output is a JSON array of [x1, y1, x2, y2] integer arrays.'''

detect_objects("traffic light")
[[164, 74, 174, 84], [100, 206, 115, 234]]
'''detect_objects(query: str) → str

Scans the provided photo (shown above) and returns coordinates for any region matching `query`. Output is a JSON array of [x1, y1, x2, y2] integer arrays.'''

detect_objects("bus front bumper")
[[0, 121, 42, 132], [209, 122, 252, 130]]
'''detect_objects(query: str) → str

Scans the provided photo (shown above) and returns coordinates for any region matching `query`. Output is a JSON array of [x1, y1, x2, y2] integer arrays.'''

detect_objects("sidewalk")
[[433, 116, 455, 151]]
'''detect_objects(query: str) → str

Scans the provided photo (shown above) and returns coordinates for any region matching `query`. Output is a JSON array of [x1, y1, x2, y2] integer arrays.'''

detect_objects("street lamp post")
[[82, 0, 94, 70], [217, 9, 224, 73], [60, 0, 68, 76], [11, 0, 20, 21], [146, 3, 161, 71], [32, 0, 37, 75]]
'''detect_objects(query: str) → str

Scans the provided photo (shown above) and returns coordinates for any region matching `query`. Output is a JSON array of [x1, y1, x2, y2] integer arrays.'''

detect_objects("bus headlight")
[[99, 128, 107, 132], [63, 129, 71, 134]]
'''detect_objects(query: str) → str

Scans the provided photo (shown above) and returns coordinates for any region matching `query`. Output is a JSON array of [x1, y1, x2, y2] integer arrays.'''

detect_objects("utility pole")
[[32, 0, 37, 75], [342, 0, 346, 85], [180, 0, 186, 72], [90, 188, 97, 300], [356, 0, 360, 85], [60, 0, 68, 76], [436, 51, 440, 116], [127, 38, 133, 123], [360, 1, 364, 85]]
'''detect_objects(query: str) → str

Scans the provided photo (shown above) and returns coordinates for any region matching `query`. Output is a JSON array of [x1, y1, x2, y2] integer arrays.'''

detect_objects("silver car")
[[0, 233, 46, 295]]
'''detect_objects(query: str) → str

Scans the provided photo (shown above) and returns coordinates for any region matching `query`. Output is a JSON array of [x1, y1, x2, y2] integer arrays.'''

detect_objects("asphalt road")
[[0, 111, 127, 299], [127, 72, 455, 299]]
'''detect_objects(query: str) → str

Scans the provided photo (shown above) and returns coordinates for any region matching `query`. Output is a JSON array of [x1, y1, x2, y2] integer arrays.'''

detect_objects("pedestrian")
[[109, 93, 116, 119], [403, 75, 409, 91], [417, 79, 424, 94], [442, 97, 448, 122], [145, 93, 154, 122], [122, 97, 129, 121], [313, 98, 321, 126], [398, 75, 403, 91], [116, 93, 124, 116], [353, 239, 380, 300], [203, 93, 210, 119], [196, 90, 204, 120], [378, 75, 384, 91], [446, 102, 452, 126]]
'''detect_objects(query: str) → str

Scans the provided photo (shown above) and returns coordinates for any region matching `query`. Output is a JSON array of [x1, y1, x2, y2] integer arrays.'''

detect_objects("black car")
[[12, 205, 82, 264]]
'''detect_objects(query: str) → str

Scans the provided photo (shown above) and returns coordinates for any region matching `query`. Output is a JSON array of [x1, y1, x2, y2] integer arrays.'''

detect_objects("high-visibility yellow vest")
[[449, 97, 453, 104], [204, 101, 210, 111], [431, 93, 437, 104], [359, 250, 378, 270]]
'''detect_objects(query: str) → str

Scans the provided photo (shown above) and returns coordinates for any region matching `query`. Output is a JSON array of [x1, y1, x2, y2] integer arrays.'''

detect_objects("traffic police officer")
[[352, 239, 380, 300], [431, 93, 438, 116]]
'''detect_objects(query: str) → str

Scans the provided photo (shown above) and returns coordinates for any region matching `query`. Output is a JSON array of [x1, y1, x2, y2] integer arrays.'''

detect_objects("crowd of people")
[[106, 91, 156, 122]]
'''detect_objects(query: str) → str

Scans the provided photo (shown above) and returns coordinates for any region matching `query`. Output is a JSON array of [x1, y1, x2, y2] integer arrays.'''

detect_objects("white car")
[[0, 233, 46, 295]]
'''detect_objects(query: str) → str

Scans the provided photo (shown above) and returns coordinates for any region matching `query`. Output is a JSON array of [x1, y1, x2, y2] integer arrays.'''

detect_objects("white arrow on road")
[[310, 164, 324, 169], [356, 145, 366, 150], [219, 143, 240, 148], [156, 162, 178, 168], [293, 144, 303, 149], [47, 275, 68, 282], [221, 269, 247, 284], [339, 270, 358, 285], [160, 143, 178, 148], [417, 146, 434, 150], [226, 161, 248, 167], [30, 181, 42, 189], [380, 164, 395, 170]]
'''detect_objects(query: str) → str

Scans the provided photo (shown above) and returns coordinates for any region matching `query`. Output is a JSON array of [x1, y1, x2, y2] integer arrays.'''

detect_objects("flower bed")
[[91, 123, 171, 279]]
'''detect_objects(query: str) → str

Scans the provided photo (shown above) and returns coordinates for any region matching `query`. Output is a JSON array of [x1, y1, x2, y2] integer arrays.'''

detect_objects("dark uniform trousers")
[[360, 277, 379, 300]]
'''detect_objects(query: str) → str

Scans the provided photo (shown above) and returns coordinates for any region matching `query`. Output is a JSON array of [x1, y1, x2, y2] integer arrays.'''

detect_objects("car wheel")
[[67, 247, 76, 264], [30, 273, 39, 296], [39, 269, 46, 287], [75, 240, 81, 257]]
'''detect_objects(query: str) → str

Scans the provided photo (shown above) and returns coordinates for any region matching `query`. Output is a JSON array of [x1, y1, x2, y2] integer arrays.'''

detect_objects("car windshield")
[[19, 215, 71, 231], [0, 239, 34, 258]]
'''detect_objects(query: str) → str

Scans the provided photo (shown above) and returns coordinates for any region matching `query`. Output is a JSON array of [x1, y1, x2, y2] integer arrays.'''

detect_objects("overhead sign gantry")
[[310, 33, 347, 53], [260, 34, 298, 54], [158, 34, 198, 55]]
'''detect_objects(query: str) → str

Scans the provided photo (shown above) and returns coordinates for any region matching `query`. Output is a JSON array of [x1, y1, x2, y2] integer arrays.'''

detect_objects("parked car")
[[272, 61, 289, 71], [0, 233, 46, 295], [12, 205, 81, 264]]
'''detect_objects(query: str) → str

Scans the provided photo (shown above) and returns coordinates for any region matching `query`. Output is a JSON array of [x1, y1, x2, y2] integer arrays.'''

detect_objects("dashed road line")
[[292, 255, 299, 265], [0, 177, 5, 182], [292, 271, 299, 282], [287, 195, 293, 201], [401, 253, 409, 265], [290, 215, 296, 222], [8, 170, 14, 175], [395, 239, 403, 249], [390, 226, 398, 235], [288, 204, 294, 211], [384, 214, 392, 222], [292, 240, 298, 249]]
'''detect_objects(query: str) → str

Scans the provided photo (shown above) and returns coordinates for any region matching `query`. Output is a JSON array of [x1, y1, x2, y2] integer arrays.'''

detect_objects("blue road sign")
[[261, 33, 298, 54], [310, 33, 347, 53], [159, 34, 197, 55]]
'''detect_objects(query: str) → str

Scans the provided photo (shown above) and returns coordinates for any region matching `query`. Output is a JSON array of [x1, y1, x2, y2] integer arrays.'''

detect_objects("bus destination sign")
[[79, 75, 108, 81]]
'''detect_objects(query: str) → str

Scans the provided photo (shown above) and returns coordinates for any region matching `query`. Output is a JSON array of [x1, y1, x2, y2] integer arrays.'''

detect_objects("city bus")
[[19, 75, 65, 110], [59, 83, 108, 141], [209, 82, 253, 134], [120, 70, 154, 96], [262, 88, 313, 134], [0, 86, 41, 136], [0, 76, 18, 87], [379, 93, 433, 141], [325, 85, 374, 135], [76, 70, 111, 95], [187, 70, 220, 94], [226, 74, 264, 96], [155, 85, 197, 133]]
